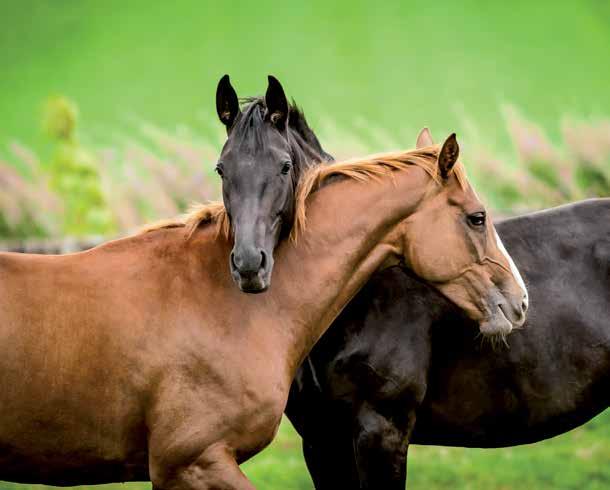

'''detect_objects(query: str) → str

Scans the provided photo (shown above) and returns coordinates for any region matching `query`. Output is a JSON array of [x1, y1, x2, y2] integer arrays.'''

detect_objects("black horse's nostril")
[[230, 252, 239, 271], [231, 248, 265, 276]]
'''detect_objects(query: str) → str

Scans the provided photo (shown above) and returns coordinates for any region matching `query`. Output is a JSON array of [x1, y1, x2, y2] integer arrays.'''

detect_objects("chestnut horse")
[[0, 141, 526, 489]]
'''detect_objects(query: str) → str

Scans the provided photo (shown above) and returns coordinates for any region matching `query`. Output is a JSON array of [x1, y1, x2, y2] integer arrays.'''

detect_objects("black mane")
[[235, 96, 333, 164]]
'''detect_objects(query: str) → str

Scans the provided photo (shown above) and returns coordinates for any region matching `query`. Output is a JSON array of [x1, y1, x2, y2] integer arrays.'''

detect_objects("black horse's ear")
[[265, 75, 288, 130], [438, 133, 460, 179], [216, 74, 240, 132], [416, 127, 434, 149]]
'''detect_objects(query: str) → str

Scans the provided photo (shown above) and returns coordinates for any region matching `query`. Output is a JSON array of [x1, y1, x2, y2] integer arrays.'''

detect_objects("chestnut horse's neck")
[[261, 165, 434, 375], [185, 164, 434, 384]]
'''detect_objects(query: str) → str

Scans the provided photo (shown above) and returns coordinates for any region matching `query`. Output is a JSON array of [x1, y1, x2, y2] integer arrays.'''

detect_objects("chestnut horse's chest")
[[146, 338, 290, 467], [0, 318, 289, 483]]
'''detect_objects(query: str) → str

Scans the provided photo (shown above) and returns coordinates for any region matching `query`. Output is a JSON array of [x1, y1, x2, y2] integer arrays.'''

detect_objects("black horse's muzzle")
[[230, 246, 272, 293]]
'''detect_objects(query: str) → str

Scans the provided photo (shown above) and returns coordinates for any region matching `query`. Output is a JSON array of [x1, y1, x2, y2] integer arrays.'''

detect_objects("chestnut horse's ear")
[[216, 74, 240, 132], [438, 133, 460, 179], [265, 75, 289, 130], [416, 127, 434, 148]]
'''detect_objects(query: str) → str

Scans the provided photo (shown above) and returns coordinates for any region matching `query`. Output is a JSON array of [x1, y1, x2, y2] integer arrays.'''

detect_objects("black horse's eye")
[[215, 164, 224, 178], [467, 212, 486, 227], [281, 161, 292, 175]]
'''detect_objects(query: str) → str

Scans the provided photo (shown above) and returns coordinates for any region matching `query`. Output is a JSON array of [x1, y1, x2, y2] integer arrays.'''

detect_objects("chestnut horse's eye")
[[468, 212, 486, 227], [215, 164, 224, 178], [281, 162, 292, 175]]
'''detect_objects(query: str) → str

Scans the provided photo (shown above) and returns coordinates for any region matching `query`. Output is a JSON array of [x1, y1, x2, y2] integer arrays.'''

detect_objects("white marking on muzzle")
[[494, 230, 528, 306]]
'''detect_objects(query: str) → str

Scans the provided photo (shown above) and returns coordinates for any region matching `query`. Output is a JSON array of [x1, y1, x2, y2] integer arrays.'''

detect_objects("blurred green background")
[[1, 0, 610, 239], [3, 0, 610, 150], [1, 0, 610, 488]]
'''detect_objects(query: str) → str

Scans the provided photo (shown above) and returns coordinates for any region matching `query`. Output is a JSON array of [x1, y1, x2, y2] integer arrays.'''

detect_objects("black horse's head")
[[215, 75, 332, 293]]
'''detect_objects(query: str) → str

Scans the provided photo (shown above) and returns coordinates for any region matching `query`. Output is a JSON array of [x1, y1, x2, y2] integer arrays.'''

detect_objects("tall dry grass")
[[1, 107, 609, 241]]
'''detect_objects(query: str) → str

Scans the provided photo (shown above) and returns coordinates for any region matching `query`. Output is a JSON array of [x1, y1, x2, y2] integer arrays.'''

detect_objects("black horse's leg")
[[352, 402, 415, 490], [302, 438, 360, 489]]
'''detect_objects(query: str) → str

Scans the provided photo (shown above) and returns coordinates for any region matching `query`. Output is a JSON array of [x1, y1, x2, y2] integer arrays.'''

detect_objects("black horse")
[[215, 74, 333, 293], [286, 198, 610, 489]]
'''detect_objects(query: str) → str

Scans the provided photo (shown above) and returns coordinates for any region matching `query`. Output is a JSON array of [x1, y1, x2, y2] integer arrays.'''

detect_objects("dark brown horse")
[[0, 142, 527, 488]]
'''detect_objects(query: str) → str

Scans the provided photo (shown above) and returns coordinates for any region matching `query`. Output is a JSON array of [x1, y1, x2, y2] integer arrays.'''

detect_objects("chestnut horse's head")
[[398, 129, 528, 336], [215, 75, 332, 293]]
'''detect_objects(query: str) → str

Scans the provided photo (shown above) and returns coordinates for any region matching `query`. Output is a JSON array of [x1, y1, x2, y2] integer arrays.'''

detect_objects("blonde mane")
[[139, 145, 467, 242], [291, 145, 467, 240], [139, 201, 231, 240]]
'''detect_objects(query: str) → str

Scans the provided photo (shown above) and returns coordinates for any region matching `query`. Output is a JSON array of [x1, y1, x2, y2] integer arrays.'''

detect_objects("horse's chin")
[[232, 271, 270, 294], [479, 308, 514, 338], [239, 282, 269, 294]]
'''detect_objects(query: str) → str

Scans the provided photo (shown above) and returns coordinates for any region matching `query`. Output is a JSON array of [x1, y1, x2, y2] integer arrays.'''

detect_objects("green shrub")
[[42, 96, 115, 236]]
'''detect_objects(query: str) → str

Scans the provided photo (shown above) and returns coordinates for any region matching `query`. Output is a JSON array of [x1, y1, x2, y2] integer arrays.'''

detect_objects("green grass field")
[[2, 1, 610, 488], [246, 411, 610, 490], [2, 411, 609, 490]]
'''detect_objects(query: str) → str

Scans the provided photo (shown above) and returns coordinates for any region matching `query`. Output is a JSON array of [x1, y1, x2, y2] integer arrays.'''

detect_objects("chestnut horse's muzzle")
[[480, 288, 528, 336]]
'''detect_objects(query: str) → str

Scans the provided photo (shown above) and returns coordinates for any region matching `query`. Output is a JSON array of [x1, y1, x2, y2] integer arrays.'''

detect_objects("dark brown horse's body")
[[0, 145, 526, 488], [287, 199, 610, 489]]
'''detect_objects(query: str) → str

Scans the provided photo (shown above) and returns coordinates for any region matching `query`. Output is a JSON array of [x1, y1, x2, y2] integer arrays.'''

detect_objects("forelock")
[[230, 99, 268, 150]]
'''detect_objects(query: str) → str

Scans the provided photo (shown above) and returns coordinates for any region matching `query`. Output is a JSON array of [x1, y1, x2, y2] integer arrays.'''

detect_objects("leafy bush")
[[42, 96, 115, 236]]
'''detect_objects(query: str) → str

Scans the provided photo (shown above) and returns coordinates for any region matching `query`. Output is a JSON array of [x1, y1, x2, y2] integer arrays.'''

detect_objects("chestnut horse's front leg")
[[150, 443, 255, 490]]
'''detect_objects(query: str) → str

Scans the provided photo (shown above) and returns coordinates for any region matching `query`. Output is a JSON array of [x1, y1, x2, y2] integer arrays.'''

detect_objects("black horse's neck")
[[286, 102, 334, 163]]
